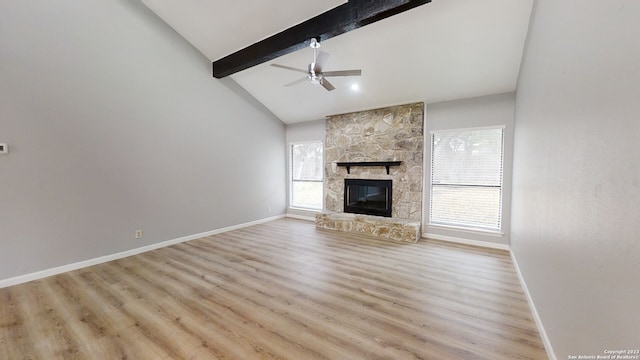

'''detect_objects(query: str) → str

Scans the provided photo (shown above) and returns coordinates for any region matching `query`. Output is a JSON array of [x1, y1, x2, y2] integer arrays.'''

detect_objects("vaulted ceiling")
[[142, 0, 533, 124]]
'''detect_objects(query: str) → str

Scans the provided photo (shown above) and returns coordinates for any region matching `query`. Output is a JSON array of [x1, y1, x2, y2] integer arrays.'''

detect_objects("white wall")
[[285, 119, 326, 219], [285, 119, 326, 145], [0, 0, 286, 281], [512, 0, 640, 358], [424, 93, 515, 246]]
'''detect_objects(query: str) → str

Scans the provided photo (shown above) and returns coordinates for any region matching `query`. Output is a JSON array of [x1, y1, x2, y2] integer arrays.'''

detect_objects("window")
[[290, 142, 323, 209], [429, 127, 504, 231]]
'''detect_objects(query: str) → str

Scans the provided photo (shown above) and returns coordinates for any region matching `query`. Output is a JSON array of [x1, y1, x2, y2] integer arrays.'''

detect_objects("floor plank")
[[0, 218, 547, 359]]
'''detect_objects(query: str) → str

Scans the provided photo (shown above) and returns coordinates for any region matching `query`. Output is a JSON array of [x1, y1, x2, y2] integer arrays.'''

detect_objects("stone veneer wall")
[[317, 103, 424, 243], [324, 102, 424, 221]]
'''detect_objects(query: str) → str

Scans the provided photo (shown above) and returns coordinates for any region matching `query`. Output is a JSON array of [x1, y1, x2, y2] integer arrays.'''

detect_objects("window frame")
[[428, 125, 506, 233], [289, 140, 324, 210]]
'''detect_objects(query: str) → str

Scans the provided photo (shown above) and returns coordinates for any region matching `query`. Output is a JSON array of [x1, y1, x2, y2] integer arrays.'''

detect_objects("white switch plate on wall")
[[0, 143, 8, 154]]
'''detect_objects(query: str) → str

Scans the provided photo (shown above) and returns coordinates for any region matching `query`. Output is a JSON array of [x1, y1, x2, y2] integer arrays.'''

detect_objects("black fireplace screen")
[[344, 179, 392, 217]]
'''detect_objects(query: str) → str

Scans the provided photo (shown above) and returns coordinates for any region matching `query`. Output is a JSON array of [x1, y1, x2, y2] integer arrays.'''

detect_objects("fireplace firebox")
[[344, 179, 392, 217]]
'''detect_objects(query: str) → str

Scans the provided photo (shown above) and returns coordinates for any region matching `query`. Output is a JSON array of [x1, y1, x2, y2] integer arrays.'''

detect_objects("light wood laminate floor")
[[0, 219, 547, 359]]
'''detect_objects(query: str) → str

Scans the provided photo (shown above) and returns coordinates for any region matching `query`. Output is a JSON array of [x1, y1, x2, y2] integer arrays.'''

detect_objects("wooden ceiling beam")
[[212, 0, 430, 78]]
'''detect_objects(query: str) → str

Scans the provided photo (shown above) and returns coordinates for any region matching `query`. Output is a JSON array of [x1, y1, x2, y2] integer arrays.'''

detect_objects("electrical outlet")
[[268, 206, 272, 213], [135, 230, 143, 239]]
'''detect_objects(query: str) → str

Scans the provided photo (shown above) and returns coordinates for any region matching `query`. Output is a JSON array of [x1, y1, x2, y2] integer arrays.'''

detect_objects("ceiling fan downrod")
[[308, 38, 322, 84]]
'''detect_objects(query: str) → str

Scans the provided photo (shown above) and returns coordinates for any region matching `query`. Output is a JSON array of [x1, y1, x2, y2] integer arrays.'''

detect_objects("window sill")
[[426, 223, 504, 237], [288, 206, 322, 212]]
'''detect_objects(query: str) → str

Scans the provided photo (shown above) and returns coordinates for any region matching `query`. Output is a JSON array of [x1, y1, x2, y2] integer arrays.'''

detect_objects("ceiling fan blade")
[[270, 64, 308, 74], [314, 51, 330, 72], [321, 78, 335, 91], [284, 77, 308, 87], [322, 69, 362, 77]]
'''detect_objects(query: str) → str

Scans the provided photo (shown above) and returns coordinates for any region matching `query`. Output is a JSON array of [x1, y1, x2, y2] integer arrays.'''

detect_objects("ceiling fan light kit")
[[271, 38, 362, 92]]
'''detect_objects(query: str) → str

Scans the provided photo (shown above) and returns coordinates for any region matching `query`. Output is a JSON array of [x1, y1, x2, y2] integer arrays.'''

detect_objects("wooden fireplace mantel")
[[335, 161, 403, 175]]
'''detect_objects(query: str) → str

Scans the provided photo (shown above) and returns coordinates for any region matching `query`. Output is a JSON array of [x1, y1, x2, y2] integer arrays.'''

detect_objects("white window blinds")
[[429, 127, 504, 231]]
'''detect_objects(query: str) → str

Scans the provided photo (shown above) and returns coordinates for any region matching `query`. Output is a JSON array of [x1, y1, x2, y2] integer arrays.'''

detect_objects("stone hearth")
[[316, 212, 421, 243], [316, 102, 424, 243]]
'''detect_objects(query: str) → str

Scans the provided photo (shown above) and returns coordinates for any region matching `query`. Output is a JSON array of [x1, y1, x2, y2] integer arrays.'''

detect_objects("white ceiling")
[[142, 0, 533, 124]]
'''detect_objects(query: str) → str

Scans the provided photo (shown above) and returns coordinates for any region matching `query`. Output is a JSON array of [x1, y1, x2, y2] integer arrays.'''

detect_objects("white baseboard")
[[422, 232, 510, 251], [510, 250, 556, 360], [0, 215, 285, 289], [285, 213, 316, 222]]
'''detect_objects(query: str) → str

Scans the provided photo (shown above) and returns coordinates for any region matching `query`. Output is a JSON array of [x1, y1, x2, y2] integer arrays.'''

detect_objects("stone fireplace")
[[315, 102, 424, 243]]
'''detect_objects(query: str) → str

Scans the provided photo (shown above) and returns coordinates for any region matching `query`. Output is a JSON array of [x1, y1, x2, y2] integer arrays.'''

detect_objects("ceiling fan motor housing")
[[308, 62, 323, 84]]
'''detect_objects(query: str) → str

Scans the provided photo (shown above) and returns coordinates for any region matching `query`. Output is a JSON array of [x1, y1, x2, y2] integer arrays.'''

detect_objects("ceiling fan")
[[270, 38, 362, 91]]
